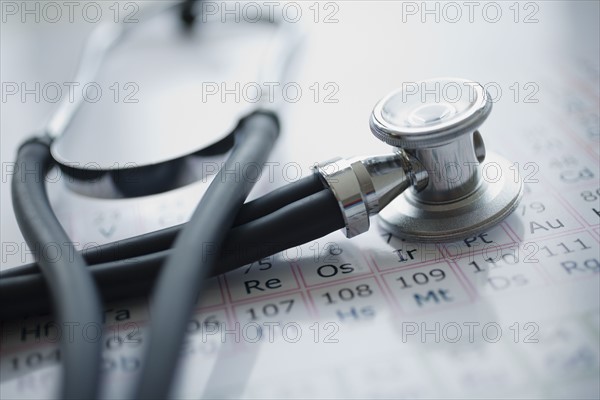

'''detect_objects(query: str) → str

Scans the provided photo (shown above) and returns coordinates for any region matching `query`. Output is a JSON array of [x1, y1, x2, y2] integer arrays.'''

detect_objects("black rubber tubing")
[[1, 172, 325, 280], [135, 111, 279, 399], [234, 171, 325, 225], [10, 136, 103, 400], [0, 189, 344, 320]]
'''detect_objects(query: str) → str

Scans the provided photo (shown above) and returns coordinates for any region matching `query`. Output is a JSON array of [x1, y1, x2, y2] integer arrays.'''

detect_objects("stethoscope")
[[2, 2, 523, 399]]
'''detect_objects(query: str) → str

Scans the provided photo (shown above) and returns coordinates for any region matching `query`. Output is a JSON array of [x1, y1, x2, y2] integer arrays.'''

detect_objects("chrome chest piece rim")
[[371, 78, 523, 242], [370, 78, 492, 148]]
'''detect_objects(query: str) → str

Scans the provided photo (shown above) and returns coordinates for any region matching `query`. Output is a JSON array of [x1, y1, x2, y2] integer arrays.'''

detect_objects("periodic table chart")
[[1, 2, 599, 399]]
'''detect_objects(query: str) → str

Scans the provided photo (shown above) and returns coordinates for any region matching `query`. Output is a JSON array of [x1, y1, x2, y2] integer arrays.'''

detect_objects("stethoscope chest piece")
[[370, 78, 523, 242]]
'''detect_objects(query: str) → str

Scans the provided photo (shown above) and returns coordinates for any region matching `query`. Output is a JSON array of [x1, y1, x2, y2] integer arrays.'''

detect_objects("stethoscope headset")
[[2, 1, 523, 399]]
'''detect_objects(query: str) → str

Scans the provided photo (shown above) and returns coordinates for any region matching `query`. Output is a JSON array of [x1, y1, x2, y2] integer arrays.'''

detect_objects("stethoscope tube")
[[0, 185, 344, 320], [3, 173, 331, 277], [6, 111, 292, 399], [4, 2, 336, 398], [11, 136, 103, 399], [135, 111, 281, 399]]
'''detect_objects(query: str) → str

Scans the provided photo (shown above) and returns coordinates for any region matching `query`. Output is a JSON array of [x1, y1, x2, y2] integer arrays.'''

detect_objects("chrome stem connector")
[[315, 151, 428, 238]]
